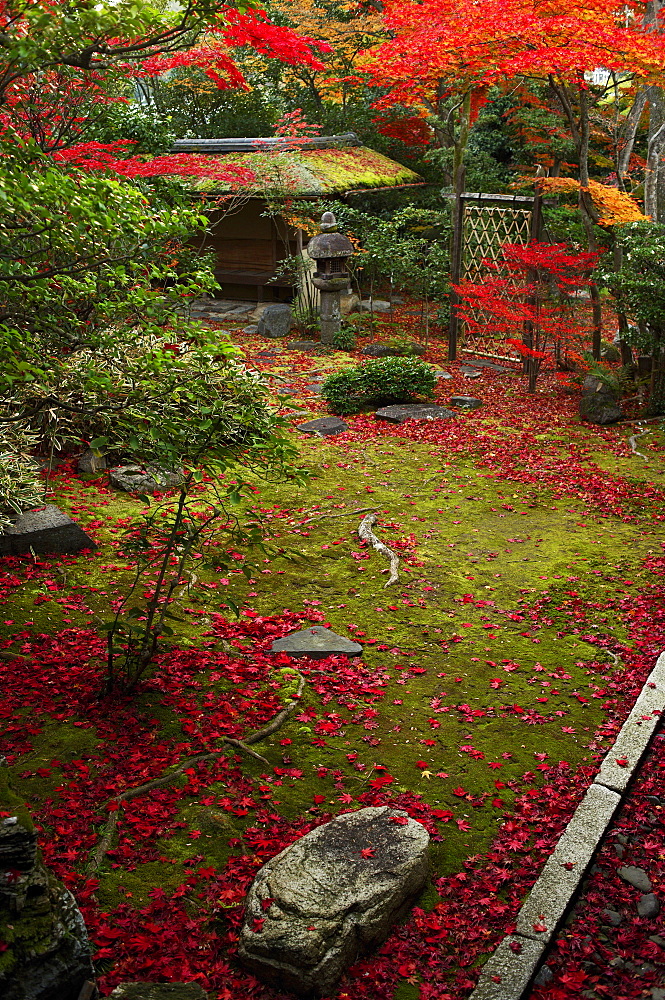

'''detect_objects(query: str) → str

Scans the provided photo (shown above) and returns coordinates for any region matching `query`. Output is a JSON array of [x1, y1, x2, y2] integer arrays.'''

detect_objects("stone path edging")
[[469, 650, 665, 1000]]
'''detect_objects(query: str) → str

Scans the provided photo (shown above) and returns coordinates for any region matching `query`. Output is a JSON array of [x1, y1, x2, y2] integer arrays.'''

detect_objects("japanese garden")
[[1, 3, 665, 1000]]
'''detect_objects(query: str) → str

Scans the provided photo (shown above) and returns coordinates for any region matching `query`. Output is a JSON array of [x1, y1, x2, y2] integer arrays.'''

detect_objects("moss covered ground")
[[1, 327, 664, 996]]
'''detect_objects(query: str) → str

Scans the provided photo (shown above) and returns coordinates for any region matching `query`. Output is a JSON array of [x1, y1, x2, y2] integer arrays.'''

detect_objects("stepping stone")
[[0, 505, 97, 556], [288, 340, 326, 354], [463, 359, 508, 372], [363, 342, 425, 358], [243, 325, 260, 335], [460, 368, 482, 378], [297, 417, 348, 436], [303, 383, 325, 394], [433, 370, 453, 380], [374, 404, 454, 424], [108, 986, 208, 1000], [271, 626, 362, 659], [450, 396, 483, 410]]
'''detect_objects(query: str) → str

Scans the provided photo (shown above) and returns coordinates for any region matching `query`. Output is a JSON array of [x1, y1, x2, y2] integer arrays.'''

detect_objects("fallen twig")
[[89, 674, 305, 871], [302, 506, 375, 525], [358, 513, 399, 587]]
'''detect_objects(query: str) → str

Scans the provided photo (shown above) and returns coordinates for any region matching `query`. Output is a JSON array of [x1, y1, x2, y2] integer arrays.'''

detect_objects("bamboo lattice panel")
[[461, 204, 533, 361]]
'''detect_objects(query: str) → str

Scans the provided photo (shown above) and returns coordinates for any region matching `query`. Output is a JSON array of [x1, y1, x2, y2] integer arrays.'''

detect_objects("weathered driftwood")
[[358, 513, 399, 587]]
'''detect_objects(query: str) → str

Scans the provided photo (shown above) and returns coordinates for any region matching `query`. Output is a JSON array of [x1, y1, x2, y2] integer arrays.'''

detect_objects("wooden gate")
[[448, 191, 541, 361]]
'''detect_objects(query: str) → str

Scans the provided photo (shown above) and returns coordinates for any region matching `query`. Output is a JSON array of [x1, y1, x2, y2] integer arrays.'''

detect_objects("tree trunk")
[[448, 90, 471, 361]]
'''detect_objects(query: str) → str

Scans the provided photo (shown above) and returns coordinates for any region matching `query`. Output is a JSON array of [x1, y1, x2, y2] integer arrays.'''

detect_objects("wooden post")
[[448, 168, 465, 361]]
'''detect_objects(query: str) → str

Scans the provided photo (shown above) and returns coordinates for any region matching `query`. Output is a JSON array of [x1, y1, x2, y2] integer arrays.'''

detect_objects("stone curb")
[[469, 651, 665, 1000]]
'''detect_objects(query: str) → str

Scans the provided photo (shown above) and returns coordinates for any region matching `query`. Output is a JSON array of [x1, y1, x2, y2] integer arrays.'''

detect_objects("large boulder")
[[579, 378, 622, 425], [0, 770, 94, 1000], [238, 806, 430, 997], [0, 505, 97, 556], [363, 342, 425, 358], [257, 304, 293, 339]]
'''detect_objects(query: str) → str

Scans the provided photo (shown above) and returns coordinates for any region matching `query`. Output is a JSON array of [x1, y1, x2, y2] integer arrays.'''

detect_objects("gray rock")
[[601, 343, 621, 362], [461, 367, 482, 378], [463, 359, 508, 372], [433, 370, 453, 380], [297, 417, 348, 437], [109, 465, 183, 494], [108, 986, 207, 1000], [601, 909, 622, 926], [649, 934, 665, 949], [77, 449, 107, 474], [374, 404, 455, 424], [340, 292, 360, 315], [534, 964, 554, 987], [303, 383, 325, 394], [243, 324, 260, 335], [450, 396, 483, 410], [272, 625, 362, 659], [579, 381, 622, 425], [238, 806, 430, 998], [619, 866, 652, 893], [363, 342, 425, 358], [638, 893, 660, 918], [257, 303, 293, 339], [288, 340, 326, 354], [652, 990, 665, 1000], [360, 299, 392, 313], [0, 505, 97, 556], [0, 774, 94, 1000]]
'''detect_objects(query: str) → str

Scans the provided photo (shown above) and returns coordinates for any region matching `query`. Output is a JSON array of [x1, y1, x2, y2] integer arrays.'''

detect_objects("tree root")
[[358, 512, 399, 587], [629, 427, 652, 460], [302, 506, 376, 525], [88, 673, 305, 872]]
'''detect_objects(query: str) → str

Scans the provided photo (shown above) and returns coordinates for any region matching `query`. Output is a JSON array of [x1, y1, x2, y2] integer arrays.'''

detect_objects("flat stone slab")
[[109, 465, 183, 494], [515, 783, 620, 945], [288, 340, 326, 354], [363, 343, 425, 358], [595, 652, 665, 793], [238, 806, 430, 997], [461, 368, 482, 378], [469, 934, 546, 1000], [434, 370, 453, 380], [303, 383, 325, 394], [297, 417, 348, 437], [0, 505, 97, 556], [463, 359, 508, 372], [374, 404, 455, 424], [450, 396, 483, 410], [272, 626, 361, 659], [108, 986, 208, 1000]]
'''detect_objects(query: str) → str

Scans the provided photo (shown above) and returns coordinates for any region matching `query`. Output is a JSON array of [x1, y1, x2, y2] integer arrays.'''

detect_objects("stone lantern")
[[307, 211, 354, 344]]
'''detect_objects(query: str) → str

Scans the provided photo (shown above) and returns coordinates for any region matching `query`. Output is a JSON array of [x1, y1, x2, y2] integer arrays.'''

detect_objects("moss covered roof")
[[187, 144, 423, 196]]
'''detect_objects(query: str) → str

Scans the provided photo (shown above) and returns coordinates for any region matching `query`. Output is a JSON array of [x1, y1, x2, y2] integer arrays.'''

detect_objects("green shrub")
[[332, 327, 357, 352], [321, 357, 437, 414]]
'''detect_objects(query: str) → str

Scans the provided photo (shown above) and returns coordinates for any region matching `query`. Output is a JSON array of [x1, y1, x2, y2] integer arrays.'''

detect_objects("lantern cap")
[[307, 212, 354, 260]]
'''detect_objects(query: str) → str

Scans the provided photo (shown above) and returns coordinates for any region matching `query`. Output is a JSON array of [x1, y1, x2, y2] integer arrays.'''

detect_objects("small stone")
[[638, 893, 660, 918], [619, 865, 652, 892], [109, 465, 183, 494], [648, 935, 665, 949], [609, 956, 625, 969], [271, 626, 362, 659], [614, 843, 625, 858], [450, 396, 483, 410], [287, 340, 326, 354], [297, 417, 348, 437], [433, 370, 453, 380], [374, 404, 455, 424], [257, 303, 293, 339], [303, 383, 325, 394], [107, 986, 208, 1000], [534, 965, 554, 986], [601, 343, 621, 362], [652, 989, 665, 1000], [463, 359, 508, 372], [243, 324, 260, 335], [0, 505, 97, 556], [238, 806, 430, 997], [461, 368, 482, 378], [340, 292, 360, 315], [360, 298, 392, 313], [601, 909, 622, 926], [77, 449, 107, 474]]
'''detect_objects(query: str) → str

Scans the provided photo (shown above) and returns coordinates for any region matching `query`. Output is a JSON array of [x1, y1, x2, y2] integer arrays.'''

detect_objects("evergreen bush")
[[321, 357, 437, 414]]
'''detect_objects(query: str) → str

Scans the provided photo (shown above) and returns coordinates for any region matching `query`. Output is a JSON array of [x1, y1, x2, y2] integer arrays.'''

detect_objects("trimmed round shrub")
[[321, 357, 437, 414]]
